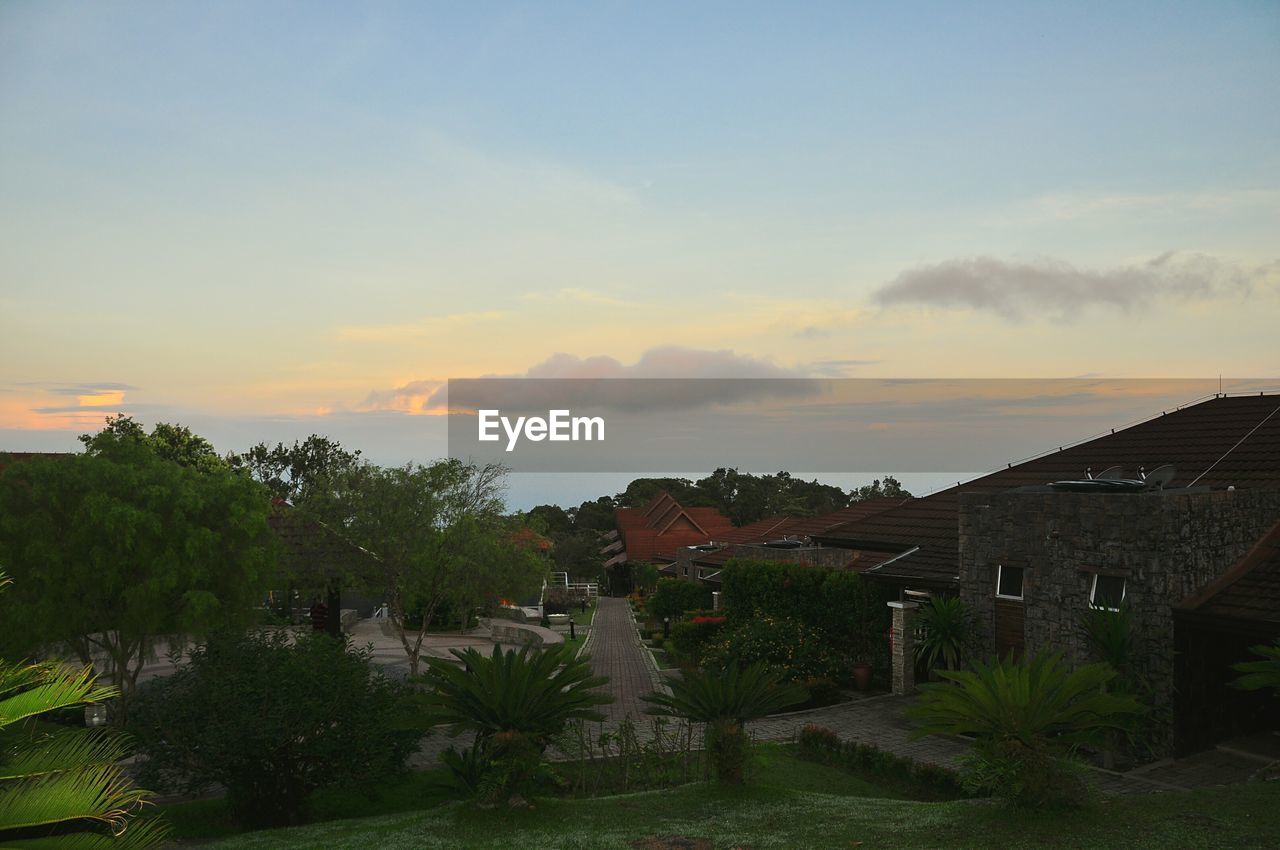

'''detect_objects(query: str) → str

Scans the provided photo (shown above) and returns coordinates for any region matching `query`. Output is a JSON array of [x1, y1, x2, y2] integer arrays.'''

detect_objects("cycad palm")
[[420, 643, 611, 745], [419, 643, 610, 803], [909, 651, 1143, 749], [908, 651, 1145, 806], [643, 662, 805, 784], [0, 571, 164, 848], [1233, 639, 1280, 693]]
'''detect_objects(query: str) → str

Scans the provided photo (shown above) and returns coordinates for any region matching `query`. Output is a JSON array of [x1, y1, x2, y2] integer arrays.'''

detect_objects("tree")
[[79, 414, 223, 473], [0, 433, 275, 724], [643, 663, 805, 784], [549, 532, 605, 581], [227, 435, 361, 504], [310, 459, 537, 675], [849, 475, 911, 503], [526, 504, 573, 537], [0, 570, 165, 848]]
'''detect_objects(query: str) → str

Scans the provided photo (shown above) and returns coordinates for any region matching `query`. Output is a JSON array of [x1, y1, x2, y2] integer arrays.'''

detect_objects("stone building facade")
[[957, 486, 1280, 746]]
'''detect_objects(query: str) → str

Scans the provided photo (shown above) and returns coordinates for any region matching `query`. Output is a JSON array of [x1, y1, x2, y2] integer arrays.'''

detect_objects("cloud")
[[357, 379, 446, 414], [872, 253, 1276, 320], [520, 346, 807, 380], [792, 325, 829, 340], [360, 346, 823, 416]]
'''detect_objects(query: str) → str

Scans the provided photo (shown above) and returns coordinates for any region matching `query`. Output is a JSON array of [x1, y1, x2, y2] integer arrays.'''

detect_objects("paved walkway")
[[583, 597, 663, 724]]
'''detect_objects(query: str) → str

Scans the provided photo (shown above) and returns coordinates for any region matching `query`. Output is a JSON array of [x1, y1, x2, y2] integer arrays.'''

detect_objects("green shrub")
[[648, 579, 713, 624], [914, 596, 979, 672], [718, 560, 891, 677], [908, 651, 1145, 807], [643, 663, 805, 784], [795, 723, 963, 796], [131, 631, 418, 829], [669, 617, 725, 663], [1233, 638, 1280, 694], [419, 643, 611, 805], [701, 615, 839, 682], [797, 723, 841, 752]]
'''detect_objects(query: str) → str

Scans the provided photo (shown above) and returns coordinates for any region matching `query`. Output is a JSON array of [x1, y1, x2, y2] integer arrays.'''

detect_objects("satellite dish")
[[1094, 466, 1125, 480], [1144, 464, 1176, 490]]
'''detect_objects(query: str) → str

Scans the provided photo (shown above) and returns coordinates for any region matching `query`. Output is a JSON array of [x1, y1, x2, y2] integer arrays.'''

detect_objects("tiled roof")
[[1177, 518, 1280, 626], [688, 499, 907, 570], [814, 393, 1280, 586], [613, 491, 735, 563], [267, 499, 383, 583], [0, 452, 70, 474]]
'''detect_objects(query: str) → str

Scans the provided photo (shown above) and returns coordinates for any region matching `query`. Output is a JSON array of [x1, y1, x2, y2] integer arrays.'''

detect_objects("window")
[[1090, 574, 1126, 611], [995, 565, 1024, 600]]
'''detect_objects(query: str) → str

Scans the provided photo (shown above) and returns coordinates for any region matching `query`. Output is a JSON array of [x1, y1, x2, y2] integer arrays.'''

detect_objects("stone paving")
[[583, 597, 664, 724]]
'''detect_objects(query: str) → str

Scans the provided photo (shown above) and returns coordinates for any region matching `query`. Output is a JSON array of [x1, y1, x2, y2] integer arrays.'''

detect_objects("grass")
[[186, 775, 1280, 850], [570, 600, 598, 627], [152, 744, 1280, 849]]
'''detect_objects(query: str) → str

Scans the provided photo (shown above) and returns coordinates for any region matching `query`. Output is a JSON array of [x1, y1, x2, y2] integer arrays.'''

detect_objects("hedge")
[[719, 559, 893, 672]]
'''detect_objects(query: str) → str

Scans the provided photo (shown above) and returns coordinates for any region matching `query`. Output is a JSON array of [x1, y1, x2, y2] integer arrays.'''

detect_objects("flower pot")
[[851, 662, 872, 691]]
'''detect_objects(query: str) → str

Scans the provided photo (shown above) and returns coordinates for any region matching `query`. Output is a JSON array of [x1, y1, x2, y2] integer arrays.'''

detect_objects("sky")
[[2, 2, 1278, 506]]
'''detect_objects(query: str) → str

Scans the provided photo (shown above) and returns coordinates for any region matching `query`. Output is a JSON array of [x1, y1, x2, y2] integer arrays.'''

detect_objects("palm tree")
[[419, 643, 610, 803], [908, 651, 1145, 806], [643, 662, 805, 784], [0, 570, 164, 848]]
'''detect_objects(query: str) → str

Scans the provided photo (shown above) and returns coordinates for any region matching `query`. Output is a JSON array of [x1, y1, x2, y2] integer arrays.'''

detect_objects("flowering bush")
[[648, 578, 713, 623], [700, 615, 839, 682]]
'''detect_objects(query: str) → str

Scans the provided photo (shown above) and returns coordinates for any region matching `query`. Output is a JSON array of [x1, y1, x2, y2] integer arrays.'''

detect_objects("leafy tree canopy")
[[79, 414, 224, 473], [228, 434, 361, 504], [0, 429, 275, 720]]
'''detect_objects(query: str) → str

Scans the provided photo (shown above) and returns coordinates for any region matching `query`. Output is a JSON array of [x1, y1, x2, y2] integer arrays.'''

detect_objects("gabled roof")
[[612, 491, 735, 563], [815, 393, 1280, 586], [1176, 517, 1280, 628], [688, 499, 907, 571]]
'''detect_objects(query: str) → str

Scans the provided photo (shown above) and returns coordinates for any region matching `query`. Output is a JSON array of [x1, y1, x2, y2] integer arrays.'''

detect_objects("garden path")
[[584, 596, 665, 725]]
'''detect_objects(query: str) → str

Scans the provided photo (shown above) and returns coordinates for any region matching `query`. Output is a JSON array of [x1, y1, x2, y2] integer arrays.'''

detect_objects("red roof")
[[613, 491, 735, 562], [815, 393, 1280, 586]]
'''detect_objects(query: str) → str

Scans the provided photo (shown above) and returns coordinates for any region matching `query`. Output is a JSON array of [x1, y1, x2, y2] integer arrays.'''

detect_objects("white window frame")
[[995, 564, 1024, 600], [1089, 573, 1126, 612]]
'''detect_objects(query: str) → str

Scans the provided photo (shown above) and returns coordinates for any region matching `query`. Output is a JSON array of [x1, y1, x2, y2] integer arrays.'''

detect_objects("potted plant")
[[914, 596, 978, 678]]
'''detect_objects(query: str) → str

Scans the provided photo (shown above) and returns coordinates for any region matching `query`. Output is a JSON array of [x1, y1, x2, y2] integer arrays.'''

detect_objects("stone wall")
[[958, 487, 1280, 750]]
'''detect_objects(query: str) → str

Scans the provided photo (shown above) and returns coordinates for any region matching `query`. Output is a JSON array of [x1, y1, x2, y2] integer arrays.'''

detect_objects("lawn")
[[155, 746, 1280, 849]]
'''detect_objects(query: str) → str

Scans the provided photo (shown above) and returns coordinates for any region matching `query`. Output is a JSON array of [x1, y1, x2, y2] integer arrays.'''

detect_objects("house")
[[811, 392, 1280, 755], [602, 491, 735, 578], [673, 498, 908, 585]]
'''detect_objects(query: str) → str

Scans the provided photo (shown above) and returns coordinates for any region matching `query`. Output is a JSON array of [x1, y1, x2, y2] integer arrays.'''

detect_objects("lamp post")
[[663, 616, 671, 640]]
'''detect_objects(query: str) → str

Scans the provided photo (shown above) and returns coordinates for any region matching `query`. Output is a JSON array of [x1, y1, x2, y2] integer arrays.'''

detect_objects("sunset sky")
[[2, 2, 1277, 504]]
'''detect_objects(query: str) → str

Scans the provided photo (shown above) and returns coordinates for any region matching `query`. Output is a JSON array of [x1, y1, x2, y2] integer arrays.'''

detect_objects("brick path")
[[583, 597, 663, 724]]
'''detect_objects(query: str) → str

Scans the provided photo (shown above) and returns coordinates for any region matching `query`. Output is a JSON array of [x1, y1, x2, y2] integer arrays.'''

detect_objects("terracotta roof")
[[1177, 518, 1280, 626], [815, 393, 1280, 586], [0, 452, 70, 474], [612, 491, 734, 562]]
